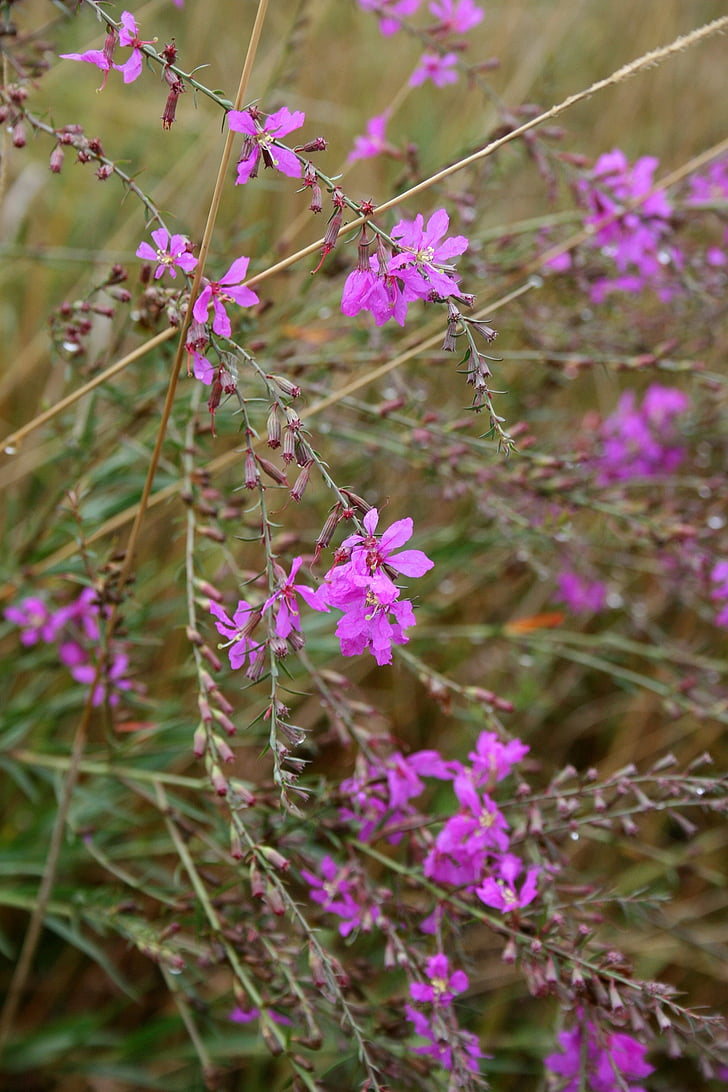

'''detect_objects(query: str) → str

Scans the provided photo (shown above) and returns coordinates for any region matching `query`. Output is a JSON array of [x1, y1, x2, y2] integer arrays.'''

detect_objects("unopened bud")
[[266, 374, 301, 398], [266, 404, 282, 448], [209, 764, 228, 796], [193, 724, 207, 757], [49, 144, 64, 173], [215, 736, 235, 764], [259, 846, 290, 871], [256, 454, 288, 486], [244, 450, 259, 489], [290, 461, 312, 502], [229, 824, 243, 860]]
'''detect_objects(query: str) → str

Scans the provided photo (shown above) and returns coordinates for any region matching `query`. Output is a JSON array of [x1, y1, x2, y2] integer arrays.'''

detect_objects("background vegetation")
[[1, 0, 728, 1089]]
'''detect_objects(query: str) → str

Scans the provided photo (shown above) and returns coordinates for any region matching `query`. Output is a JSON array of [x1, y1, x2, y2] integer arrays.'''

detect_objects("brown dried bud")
[[266, 374, 301, 398], [256, 454, 288, 486]]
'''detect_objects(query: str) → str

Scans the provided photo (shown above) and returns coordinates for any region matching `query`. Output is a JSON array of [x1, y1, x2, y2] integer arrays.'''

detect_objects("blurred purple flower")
[[557, 571, 607, 614], [358, 0, 422, 36], [301, 855, 383, 936], [468, 731, 529, 785], [405, 1004, 483, 1073], [410, 50, 459, 87], [348, 113, 392, 163], [4, 597, 60, 646], [429, 0, 484, 34], [710, 560, 728, 628], [578, 148, 679, 301], [596, 384, 689, 484], [545, 1020, 653, 1091]]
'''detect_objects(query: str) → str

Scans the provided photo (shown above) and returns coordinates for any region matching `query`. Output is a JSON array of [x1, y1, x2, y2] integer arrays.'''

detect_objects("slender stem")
[[113, 0, 270, 601], [0, 689, 97, 1053], [160, 965, 215, 1081], [0, 328, 175, 455]]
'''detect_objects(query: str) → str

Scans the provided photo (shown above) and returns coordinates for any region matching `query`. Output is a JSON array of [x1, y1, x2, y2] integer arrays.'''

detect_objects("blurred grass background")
[[2, 0, 728, 1088]]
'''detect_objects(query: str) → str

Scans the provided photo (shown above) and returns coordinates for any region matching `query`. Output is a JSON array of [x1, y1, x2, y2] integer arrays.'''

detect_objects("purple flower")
[[388, 209, 468, 299], [410, 51, 459, 88], [60, 21, 117, 90], [4, 596, 59, 646], [385, 749, 457, 808], [191, 351, 215, 385], [578, 149, 679, 300], [347, 113, 392, 163], [340, 507, 435, 578], [318, 509, 433, 665], [405, 1004, 483, 1074], [686, 155, 728, 205], [341, 256, 410, 327], [429, 0, 484, 34], [136, 228, 197, 280], [468, 730, 529, 785], [596, 384, 689, 484], [410, 954, 468, 1005], [227, 106, 305, 185], [545, 1021, 653, 1092], [710, 560, 728, 628], [209, 598, 257, 670], [301, 855, 383, 936], [192, 256, 259, 338], [113, 12, 155, 84], [556, 571, 608, 614], [333, 577, 416, 665], [475, 853, 539, 913], [358, 0, 421, 36], [229, 1007, 292, 1026], [69, 647, 132, 708], [59, 47, 113, 85], [262, 557, 327, 639]]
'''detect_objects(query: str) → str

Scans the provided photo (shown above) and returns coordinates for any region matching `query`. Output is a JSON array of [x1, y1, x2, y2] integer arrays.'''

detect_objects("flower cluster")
[[578, 149, 677, 301], [316, 507, 434, 664], [334, 730, 538, 919], [355, 0, 484, 90], [405, 955, 483, 1076], [5, 589, 133, 707], [300, 855, 386, 937], [595, 384, 690, 485], [545, 1019, 654, 1091], [342, 210, 469, 327], [209, 509, 433, 669]]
